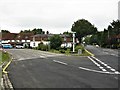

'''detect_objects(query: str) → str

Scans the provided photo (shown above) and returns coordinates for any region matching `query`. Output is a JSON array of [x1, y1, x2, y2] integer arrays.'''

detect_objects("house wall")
[[1, 40, 10, 43], [30, 41, 50, 48], [30, 41, 40, 48], [61, 42, 72, 48], [26, 40, 30, 42], [42, 41, 50, 45]]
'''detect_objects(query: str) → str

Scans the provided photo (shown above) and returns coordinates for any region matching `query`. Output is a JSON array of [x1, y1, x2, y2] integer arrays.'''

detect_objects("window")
[[33, 43, 35, 46]]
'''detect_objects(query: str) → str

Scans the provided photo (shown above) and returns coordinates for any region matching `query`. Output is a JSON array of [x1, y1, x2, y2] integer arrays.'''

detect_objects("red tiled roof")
[[2, 33, 18, 40], [15, 33, 34, 40]]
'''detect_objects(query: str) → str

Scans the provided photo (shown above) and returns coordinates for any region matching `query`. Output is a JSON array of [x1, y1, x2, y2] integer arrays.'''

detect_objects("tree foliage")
[[50, 35, 62, 49], [19, 28, 46, 35], [1, 30, 10, 33], [46, 31, 49, 34], [32, 28, 44, 34], [71, 19, 97, 43], [88, 20, 120, 48], [108, 20, 120, 35]]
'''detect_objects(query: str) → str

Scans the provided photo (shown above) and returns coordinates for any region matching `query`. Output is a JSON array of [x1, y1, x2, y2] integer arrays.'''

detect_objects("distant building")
[[15, 33, 34, 47], [1, 32, 79, 48], [30, 34, 73, 48], [2, 33, 18, 47], [1, 32, 34, 47]]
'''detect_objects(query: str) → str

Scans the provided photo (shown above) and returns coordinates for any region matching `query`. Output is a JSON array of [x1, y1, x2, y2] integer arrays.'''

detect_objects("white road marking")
[[78, 67, 119, 75], [114, 71, 120, 74], [39, 56, 47, 58], [96, 64, 100, 67], [110, 69, 116, 71], [114, 77, 118, 80], [91, 56, 120, 74], [103, 64, 108, 66], [53, 60, 68, 65], [88, 56, 107, 72], [110, 54, 117, 56], [104, 52, 109, 54], [14, 56, 46, 62], [102, 69, 107, 72], [106, 66, 112, 69], [99, 67, 103, 69]]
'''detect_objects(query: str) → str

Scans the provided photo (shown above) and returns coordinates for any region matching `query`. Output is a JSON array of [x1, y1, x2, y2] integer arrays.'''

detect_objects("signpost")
[[71, 32, 76, 53]]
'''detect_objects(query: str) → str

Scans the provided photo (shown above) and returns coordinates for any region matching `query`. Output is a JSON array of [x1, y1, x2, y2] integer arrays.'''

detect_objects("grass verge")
[[0, 50, 10, 65], [48, 49, 92, 56]]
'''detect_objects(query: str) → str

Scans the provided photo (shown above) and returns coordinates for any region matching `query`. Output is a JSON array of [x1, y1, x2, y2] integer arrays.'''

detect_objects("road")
[[5, 47, 119, 89]]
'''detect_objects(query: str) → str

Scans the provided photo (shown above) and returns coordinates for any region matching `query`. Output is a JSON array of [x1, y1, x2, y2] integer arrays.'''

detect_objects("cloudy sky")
[[0, 0, 119, 34]]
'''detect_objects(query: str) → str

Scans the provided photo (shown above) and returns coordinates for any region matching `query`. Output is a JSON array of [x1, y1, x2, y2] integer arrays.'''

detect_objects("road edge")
[[2, 52, 14, 90], [85, 49, 94, 56]]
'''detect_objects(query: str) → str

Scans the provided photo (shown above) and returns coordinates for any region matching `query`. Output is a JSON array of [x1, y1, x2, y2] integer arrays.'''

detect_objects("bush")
[[75, 45, 85, 52], [50, 35, 62, 49], [118, 44, 120, 48], [37, 43, 48, 51], [59, 49, 65, 53], [65, 49, 71, 55]]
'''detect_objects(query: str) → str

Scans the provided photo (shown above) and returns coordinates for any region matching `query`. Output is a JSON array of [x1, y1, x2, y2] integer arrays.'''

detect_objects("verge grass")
[[0, 51, 10, 65]]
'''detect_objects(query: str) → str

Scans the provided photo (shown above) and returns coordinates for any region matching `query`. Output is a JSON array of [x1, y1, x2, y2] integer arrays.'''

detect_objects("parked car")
[[16, 45, 24, 49], [95, 45, 99, 48], [2, 44, 13, 49]]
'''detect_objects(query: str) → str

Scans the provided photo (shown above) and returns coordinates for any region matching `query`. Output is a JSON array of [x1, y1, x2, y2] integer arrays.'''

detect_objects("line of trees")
[[83, 20, 120, 49], [1, 28, 50, 35], [20, 28, 50, 35]]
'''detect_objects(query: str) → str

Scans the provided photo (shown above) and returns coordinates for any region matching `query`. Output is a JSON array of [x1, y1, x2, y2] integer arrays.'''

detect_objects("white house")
[[30, 34, 73, 48]]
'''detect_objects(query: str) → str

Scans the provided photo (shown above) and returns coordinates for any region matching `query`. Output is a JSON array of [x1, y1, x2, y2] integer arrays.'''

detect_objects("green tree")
[[71, 19, 97, 43], [84, 36, 91, 45], [46, 31, 49, 34], [63, 31, 72, 36], [1, 30, 10, 33], [20, 30, 23, 33], [107, 20, 120, 48], [32, 28, 43, 34], [50, 35, 62, 49], [110, 20, 120, 35]]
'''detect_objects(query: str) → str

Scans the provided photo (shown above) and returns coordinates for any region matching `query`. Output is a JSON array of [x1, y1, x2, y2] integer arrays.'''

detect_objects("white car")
[[16, 45, 24, 49], [95, 45, 99, 48]]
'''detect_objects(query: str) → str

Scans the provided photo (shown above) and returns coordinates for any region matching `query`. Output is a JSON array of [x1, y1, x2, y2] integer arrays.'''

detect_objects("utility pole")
[[71, 32, 76, 52]]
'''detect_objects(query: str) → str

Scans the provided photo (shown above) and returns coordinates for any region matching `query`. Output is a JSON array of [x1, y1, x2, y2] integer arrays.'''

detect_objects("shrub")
[[75, 45, 85, 52], [59, 49, 65, 53], [118, 44, 120, 48], [50, 35, 62, 49], [65, 49, 71, 55], [37, 43, 48, 51]]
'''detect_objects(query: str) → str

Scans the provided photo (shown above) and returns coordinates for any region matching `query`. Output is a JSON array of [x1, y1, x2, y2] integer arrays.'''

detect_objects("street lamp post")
[[71, 32, 76, 53]]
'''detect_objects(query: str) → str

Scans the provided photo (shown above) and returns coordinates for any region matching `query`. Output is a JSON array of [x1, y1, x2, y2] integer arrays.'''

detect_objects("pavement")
[[5, 47, 119, 89]]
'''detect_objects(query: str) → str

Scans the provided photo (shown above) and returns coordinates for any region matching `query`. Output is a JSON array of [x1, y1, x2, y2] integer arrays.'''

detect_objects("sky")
[[0, 0, 119, 34]]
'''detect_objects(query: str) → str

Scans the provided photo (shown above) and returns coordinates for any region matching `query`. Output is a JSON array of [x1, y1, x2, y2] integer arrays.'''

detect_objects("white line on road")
[[78, 67, 119, 75], [106, 66, 112, 69], [110, 54, 118, 57], [39, 56, 47, 58], [53, 60, 68, 65], [88, 56, 107, 72], [91, 56, 120, 73], [110, 69, 116, 72]]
